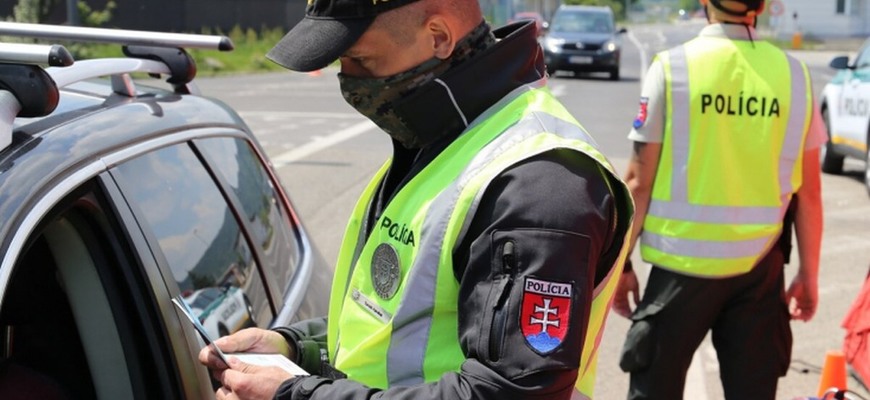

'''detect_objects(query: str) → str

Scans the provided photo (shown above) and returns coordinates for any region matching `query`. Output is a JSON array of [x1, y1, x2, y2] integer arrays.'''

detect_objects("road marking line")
[[270, 120, 378, 167], [627, 30, 649, 83], [685, 348, 710, 400]]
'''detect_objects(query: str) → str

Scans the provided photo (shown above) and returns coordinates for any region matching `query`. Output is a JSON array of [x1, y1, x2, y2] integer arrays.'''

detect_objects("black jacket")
[[273, 20, 632, 400]]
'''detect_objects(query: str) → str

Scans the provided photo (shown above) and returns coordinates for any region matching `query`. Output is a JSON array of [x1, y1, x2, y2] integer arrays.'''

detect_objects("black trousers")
[[619, 247, 793, 400]]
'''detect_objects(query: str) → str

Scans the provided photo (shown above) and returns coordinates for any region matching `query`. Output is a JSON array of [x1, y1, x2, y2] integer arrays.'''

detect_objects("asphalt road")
[[196, 20, 870, 400]]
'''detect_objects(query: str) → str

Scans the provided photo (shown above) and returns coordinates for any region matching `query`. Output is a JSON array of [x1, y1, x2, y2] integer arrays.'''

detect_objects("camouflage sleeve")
[[273, 317, 329, 375]]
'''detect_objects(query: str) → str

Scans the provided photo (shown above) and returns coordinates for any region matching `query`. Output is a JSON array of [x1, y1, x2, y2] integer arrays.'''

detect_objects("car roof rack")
[[0, 22, 234, 95], [1, 42, 75, 150], [0, 22, 235, 153]]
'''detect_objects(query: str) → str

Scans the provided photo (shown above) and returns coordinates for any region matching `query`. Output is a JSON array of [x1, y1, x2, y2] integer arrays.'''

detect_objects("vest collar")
[[699, 23, 759, 41], [392, 20, 547, 148]]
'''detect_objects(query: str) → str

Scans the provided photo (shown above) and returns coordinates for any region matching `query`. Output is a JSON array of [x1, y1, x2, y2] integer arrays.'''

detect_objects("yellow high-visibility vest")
[[327, 85, 633, 399], [641, 37, 812, 277]]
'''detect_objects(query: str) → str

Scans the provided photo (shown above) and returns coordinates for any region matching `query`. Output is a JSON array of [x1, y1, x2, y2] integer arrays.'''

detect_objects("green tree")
[[679, 0, 702, 13], [9, 0, 56, 23], [77, 0, 115, 27]]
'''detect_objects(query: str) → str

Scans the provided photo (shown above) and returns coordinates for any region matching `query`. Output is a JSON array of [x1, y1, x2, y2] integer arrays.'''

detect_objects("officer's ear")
[[425, 16, 455, 60]]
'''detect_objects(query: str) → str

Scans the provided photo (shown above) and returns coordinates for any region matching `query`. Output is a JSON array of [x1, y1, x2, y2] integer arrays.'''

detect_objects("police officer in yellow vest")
[[198, 0, 635, 398], [613, 0, 825, 398]]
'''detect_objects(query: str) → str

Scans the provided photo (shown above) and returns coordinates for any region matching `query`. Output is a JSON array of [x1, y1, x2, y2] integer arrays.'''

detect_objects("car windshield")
[[551, 11, 613, 34]]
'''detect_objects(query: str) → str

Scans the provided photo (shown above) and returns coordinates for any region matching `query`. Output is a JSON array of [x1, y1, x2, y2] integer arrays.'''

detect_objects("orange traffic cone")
[[817, 350, 847, 397]]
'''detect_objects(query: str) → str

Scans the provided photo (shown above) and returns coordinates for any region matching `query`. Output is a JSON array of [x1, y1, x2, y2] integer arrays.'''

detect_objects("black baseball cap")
[[267, 0, 422, 72], [708, 0, 764, 16]]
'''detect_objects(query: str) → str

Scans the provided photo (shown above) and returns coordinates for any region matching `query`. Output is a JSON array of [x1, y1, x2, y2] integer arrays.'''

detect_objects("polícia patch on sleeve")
[[520, 277, 573, 355], [632, 97, 649, 129]]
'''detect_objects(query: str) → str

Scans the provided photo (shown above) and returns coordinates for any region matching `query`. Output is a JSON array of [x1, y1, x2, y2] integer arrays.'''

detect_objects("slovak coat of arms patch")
[[521, 277, 573, 354], [633, 96, 649, 129]]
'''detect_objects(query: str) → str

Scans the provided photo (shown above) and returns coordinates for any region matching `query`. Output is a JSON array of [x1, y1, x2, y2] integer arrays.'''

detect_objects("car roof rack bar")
[[47, 58, 171, 90], [0, 43, 75, 67], [0, 21, 233, 51]]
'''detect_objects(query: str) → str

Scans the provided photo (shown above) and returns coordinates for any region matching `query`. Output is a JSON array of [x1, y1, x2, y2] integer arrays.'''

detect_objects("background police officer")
[[613, 0, 826, 398], [198, 0, 635, 398]]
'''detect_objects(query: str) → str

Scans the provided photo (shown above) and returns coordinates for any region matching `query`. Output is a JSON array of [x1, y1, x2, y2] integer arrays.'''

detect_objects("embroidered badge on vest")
[[372, 243, 401, 300], [633, 97, 649, 129], [521, 277, 573, 354]]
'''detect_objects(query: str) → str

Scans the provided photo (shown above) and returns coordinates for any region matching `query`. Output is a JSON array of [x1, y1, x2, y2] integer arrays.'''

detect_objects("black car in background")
[[541, 5, 627, 80], [0, 22, 330, 399]]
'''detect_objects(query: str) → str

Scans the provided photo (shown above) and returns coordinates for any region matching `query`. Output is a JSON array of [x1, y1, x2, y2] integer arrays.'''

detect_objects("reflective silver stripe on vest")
[[781, 55, 808, 195], [647, 199, 783, 224], [643, 231, 772, 258], [645, 46, 809, 258], [385, 108, 602, 386], [668, 46, 691, 203]]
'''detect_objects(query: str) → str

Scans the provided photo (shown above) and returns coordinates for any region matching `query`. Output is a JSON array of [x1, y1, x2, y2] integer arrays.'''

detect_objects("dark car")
[[0, 22, 330, 398], [541, 5, 627, 80]]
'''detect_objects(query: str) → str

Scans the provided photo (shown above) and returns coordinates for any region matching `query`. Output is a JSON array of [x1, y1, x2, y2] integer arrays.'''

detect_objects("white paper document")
[[171, 296, 309, 376]]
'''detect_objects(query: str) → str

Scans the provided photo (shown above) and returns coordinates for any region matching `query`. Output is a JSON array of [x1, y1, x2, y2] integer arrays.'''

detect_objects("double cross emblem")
[[529, 298, 561, 333]]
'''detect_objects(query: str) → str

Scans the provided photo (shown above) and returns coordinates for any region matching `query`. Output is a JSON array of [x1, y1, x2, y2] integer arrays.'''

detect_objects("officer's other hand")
[[613, 263, 640, 319], [216, 357, 294, 400], [786, 270, 819, 321], [199, 328, 294, 371]]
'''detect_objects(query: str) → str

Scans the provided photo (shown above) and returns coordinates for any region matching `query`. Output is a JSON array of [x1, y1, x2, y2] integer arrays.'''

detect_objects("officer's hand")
[[199, 328, 294, 372], [613, 265, 640, 319], [216, 357, 294, 400], [786, 270, 819, 321]]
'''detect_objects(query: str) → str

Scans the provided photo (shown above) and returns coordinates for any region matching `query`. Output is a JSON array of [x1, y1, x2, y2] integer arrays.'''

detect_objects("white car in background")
[[820, 37, 870, 195], [184, 286, 256, 339]]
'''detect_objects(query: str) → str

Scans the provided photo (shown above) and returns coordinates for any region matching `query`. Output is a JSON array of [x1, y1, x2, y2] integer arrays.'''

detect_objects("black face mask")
[[338, 56, 448, 149], [337, 23, 495, 149]]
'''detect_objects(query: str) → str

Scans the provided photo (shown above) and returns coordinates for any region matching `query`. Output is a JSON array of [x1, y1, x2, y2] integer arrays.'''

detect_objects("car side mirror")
[[618, 27, 628, 34], [829, 56, 851, 70]]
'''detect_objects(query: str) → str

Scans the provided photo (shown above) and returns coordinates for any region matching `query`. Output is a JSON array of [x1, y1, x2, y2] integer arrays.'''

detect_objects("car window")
[[856, 41, 870, 69], [111, 142, 274, 337], [552, 11, 613, 33], [0, 185, 181, 399], [195, 137, 301, 302]]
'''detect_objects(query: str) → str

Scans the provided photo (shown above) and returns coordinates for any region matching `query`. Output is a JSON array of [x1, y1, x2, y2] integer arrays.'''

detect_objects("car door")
[[0, 127, 320, 399], [839, 41, 870, 146], [0, 176, 209, 399]]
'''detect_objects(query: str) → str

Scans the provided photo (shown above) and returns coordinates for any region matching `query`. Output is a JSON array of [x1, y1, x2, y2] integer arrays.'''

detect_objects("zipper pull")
[[494, 241, 517, 309], [502, 241, 515, 275]]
